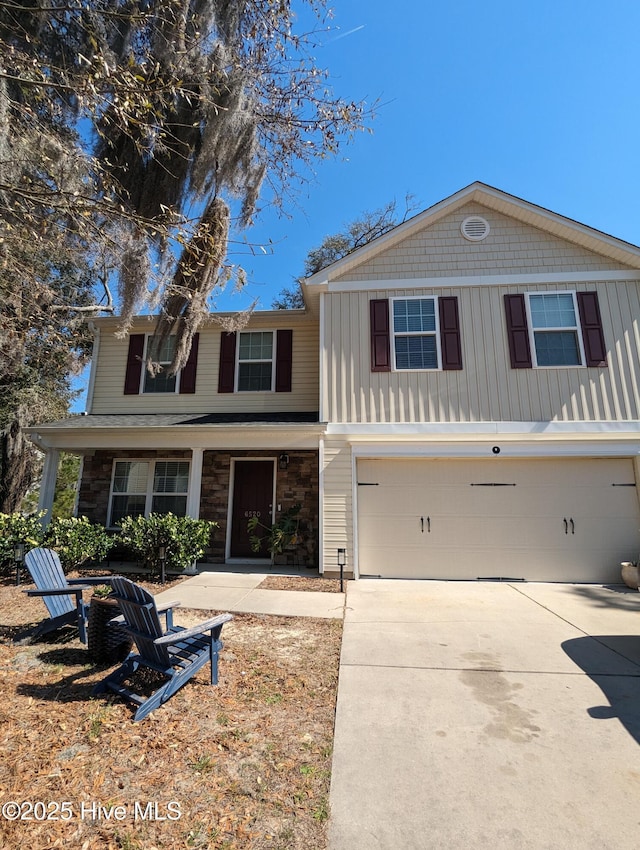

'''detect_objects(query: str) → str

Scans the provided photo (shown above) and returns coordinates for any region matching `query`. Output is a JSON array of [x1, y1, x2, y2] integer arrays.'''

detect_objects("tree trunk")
[[0, 411, 38, 512]]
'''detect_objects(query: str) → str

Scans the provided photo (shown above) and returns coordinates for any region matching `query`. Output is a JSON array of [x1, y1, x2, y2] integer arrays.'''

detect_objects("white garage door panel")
[[356, 458, 639, 582]]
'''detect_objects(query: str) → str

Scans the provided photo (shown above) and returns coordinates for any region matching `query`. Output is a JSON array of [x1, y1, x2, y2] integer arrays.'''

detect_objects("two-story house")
[[29, 183, 640, 582]]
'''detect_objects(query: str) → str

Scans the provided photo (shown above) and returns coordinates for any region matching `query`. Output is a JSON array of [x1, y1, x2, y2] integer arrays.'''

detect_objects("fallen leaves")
[[0, 578, 342, 849], [258, 575, 342, 593]]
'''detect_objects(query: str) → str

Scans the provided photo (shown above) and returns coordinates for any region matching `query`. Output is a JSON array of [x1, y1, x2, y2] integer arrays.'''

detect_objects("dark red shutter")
[[504, 294, 532, 369], [577, 292, 608, 367], [370, 299, 391, 372], [275, 329, 293, 392], [439, 296, 463, 370], [179, 333, 199, 394], [124, 334, 145, 394], [218, 331, 237, 393]]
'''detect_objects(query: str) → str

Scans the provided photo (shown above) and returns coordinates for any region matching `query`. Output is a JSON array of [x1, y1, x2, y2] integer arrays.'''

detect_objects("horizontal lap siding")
[[325, 281, 640, 423], [91, 319, 319, 414], [321, 440, 353, 574]]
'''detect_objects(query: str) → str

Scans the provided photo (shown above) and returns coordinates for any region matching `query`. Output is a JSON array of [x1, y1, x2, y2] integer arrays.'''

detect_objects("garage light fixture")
[[279, 453, 289, 470]]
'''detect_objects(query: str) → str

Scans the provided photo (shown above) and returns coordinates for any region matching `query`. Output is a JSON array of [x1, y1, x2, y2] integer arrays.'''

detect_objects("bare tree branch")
[[0, 0, 373, 509]]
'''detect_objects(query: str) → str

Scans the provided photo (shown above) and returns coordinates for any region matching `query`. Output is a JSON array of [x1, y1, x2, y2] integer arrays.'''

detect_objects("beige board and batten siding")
[[90, 316, 319, 415], [324, 280, 640, 424], [324, 204, 640, 424]]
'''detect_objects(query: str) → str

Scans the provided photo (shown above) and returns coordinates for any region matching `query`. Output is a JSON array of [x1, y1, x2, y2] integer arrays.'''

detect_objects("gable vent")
[[461, 215, 490, 241]]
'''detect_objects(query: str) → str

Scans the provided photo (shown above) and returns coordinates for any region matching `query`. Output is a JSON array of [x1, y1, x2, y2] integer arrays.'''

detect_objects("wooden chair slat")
[[23, 548, 115, 644], [94, 577, 233, 721]]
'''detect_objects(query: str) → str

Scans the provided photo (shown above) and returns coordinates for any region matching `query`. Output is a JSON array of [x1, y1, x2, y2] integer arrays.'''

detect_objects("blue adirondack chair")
[[23, 547, 115, 644], [93, 577, 233, 721]]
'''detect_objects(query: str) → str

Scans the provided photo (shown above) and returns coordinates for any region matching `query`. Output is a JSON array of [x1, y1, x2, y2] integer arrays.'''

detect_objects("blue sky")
[[72, 0, 640, 408], [216, 0, 640, 311]]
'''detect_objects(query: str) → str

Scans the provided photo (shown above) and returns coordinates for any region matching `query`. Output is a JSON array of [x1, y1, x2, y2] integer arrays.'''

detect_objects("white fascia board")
[[304, 185, 481, 284], [477, 185, 640, 265], [328, 270, 640, 293], [90, 309, 315, 336], [29, 423, 324, 451], [349, 440, 640, 460], [327, 421, 640, 438]]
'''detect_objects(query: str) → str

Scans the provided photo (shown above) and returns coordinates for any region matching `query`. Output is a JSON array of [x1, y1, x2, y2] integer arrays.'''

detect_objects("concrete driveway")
[[329, 580, 640, 850]]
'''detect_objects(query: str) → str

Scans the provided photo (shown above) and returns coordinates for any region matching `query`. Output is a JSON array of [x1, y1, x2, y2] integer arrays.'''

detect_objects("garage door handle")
[[563, 518, 568, 534], [421, 516, 430, 533], [570, 518, 575, 534]]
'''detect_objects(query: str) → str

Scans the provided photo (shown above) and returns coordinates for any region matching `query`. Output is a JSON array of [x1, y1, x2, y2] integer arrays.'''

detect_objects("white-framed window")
[[142, 336, 179, 393], [392, 297, 442, 370], [237, 330, 275, 391], [108, 459, 190, 527], [526, 292, 585, 367]]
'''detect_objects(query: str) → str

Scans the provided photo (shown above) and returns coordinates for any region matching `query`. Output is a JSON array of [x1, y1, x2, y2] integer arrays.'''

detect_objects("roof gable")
[[304, 183, 640, 285], [333, 201, 635, 283]]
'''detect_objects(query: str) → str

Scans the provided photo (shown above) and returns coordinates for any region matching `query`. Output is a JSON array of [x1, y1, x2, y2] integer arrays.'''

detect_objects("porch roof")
[[26, 413, 324, 452], [29, 412, 321, 429]]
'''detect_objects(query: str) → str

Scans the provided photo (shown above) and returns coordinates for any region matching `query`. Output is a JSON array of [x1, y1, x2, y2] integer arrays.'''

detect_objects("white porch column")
[[186, 448, 204, 519], [37, 448, 60, 526]]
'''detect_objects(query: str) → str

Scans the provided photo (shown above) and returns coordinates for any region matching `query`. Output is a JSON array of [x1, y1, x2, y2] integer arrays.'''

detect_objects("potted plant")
[[620, 560, 639, 589], [247, 504, 302, 565]]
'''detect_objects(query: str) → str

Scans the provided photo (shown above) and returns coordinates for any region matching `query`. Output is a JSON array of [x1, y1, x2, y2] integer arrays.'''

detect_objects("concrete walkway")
[[329, 580, 640, 850], [153, 568, 345, 619]]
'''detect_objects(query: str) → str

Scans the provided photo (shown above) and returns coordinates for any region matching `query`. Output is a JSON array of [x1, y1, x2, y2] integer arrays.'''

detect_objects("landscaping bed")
[[257, 575, 342, 594], [0, 577, 342, 849]]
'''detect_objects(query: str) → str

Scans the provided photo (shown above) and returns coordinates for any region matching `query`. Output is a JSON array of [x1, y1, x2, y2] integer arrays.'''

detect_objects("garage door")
[[356, 458, 640, 582]]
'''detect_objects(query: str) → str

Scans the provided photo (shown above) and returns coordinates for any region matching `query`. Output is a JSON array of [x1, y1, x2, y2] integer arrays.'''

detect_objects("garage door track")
[[329, 580, 640, 850]]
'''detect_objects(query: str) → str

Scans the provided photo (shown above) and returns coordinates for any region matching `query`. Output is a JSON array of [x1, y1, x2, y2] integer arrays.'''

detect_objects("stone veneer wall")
[[200, 450, 319, 566], [77, 448, 319, 567]]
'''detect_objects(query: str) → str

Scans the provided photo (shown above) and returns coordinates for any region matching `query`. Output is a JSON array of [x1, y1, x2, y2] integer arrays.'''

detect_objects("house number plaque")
[[244, 510, 261, 517]]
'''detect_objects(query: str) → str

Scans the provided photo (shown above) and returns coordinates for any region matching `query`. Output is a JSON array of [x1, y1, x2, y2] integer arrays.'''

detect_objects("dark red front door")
[[230, 461, 274, 557]]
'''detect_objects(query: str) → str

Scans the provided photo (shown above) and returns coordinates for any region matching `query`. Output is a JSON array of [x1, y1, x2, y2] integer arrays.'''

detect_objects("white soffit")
[[27, 423, 324, 451]]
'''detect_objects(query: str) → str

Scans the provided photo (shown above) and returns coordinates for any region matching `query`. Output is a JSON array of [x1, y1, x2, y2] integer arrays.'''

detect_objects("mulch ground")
[[257, 576, 342, 593], [0, 573, 342, 850]]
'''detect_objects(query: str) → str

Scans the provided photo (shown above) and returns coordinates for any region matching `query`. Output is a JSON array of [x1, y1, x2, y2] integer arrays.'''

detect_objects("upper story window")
[[109, 459, 189, 527], [370, 297, 462, 373], [237, 331, 274, 391], [527, 293, 584, 367], [392, 297, 441, 370], [123, 333, 199, 396], [504, 291, 607, 370], [218, 329, 293, 393], [143, 336, 178, 393]]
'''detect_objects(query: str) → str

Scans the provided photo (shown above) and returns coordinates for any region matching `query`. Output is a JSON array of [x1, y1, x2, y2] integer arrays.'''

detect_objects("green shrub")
[[44, 516, 114, 571], [0, 512, 46, 574], [117, 513, 217, 575]]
